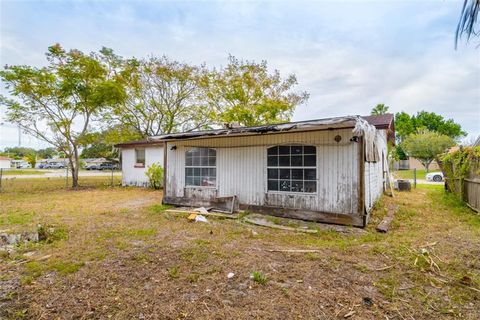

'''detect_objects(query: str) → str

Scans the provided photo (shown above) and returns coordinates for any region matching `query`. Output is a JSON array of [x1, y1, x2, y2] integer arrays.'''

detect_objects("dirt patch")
[[1, 183, 479, 319]]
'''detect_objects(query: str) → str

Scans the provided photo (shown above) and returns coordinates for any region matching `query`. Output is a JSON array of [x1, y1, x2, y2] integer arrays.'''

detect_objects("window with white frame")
[[267, 145, 316, 193], [185, 148, 216, 187], [135, 148, 145, 167]]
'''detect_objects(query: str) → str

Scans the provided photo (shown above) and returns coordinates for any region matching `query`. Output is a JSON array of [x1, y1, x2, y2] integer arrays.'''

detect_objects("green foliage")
[[0, 44, 125, 188], [23, 153, 36, 168], [251, 271, 268, 285], [401, 130, 455, 171], [440, 146, 480, 183], [145, 163, 164, 189], [37, 147, 57, 159], [106, 54, 213, 136], [205, 56, 309, 126], [370, 103, 390, 115], [2, 147, 36, 159], [395, 111, 466, 142]]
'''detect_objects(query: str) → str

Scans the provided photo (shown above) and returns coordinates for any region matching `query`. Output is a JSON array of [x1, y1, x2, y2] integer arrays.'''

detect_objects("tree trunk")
[[70, 147, 80, 189], [423, 160, 432, 173]]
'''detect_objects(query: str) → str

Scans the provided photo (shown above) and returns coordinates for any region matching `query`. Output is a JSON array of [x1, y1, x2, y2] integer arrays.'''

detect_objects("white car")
[[426, 172, 444, 182]]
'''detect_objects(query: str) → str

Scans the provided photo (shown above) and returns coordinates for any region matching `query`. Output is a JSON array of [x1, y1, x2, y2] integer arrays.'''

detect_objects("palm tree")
[[370, 104, 390, 115], [455, 0, 479, 48]]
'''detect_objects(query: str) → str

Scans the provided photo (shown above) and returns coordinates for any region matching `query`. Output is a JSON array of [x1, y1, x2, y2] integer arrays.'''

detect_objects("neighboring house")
[[0, 156, 11, 169], [117, 114, 394, 227], [115, 140, 164, 187], [394, 157, 440, 171]]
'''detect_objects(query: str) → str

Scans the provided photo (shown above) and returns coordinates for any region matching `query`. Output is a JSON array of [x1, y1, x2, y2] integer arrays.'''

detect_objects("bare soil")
[[1, 183, 479, 319]]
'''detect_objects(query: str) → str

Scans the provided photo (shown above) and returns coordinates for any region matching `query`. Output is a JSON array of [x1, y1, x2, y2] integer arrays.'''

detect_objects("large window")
[[135, 148, 145, 167], [185, 148, 216, 187], [267, 145, 316, 193]]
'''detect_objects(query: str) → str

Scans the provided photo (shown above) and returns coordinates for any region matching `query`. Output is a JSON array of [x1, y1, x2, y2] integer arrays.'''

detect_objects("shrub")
[[145, 163, 164, 190]]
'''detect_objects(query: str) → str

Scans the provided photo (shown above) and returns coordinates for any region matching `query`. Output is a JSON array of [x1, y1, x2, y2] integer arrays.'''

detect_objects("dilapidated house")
[[129, 114, 394, 227]]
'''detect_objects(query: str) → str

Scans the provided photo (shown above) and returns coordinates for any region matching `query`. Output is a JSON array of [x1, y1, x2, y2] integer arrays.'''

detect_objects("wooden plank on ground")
[[376, 205, 398, 233], [165, 209, 239, 219]]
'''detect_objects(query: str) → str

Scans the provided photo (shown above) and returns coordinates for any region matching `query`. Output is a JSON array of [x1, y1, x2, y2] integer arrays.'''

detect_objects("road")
[[1, 170, 122, 179]]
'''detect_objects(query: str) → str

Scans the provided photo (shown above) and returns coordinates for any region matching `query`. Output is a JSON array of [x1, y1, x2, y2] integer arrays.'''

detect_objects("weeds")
[[251, 271, 268, 285]]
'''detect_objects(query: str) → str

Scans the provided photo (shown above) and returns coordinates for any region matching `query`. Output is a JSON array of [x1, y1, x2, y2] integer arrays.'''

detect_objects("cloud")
[[0, 0, 478, 148]]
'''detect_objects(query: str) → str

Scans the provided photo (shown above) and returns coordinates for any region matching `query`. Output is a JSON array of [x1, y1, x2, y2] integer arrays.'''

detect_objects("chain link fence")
[[0, 168, 122, 193]]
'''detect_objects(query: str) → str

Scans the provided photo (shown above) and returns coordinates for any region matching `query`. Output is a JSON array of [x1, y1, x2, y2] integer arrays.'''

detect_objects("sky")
[[0, 0, 479, 148]]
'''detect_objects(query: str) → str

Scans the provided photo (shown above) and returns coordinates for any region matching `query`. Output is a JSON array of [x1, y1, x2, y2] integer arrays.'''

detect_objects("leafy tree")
[[104, 52, 212, 136], [401, 130, 456, 172], [455, 0, 479, 48], [0, 44, 125, 188], [205, 56, 309, 126], [24, 153, 36, 168], [2, 147, 36, 159], [370, 104, 390, 115], [395, 111, 466, 142], [37, 147, 57, 159]]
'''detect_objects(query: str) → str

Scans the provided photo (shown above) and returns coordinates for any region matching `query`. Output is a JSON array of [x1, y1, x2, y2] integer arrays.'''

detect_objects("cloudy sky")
[[0, 0, 479, 148]]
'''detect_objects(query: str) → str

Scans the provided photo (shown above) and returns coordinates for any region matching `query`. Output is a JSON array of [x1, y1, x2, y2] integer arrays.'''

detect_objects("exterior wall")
[[121, 146, 164, 187], [165, 128, 361, 216], [0, 159, 11, 169], [364, 130, 388, 214], [393, 158, 440, 171]]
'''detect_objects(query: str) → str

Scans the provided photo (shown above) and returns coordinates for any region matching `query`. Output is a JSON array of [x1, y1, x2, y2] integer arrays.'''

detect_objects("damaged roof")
[[115, 114, 395, 147]]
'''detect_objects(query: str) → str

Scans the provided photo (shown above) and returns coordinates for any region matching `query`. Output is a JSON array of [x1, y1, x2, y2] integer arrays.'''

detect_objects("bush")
[[145, 163, 164, 190]]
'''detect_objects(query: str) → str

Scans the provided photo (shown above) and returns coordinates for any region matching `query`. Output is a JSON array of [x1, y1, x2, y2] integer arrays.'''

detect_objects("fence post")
[[111, 167, 114, 187], [413, 168, 417, 188], [65, 165, 68, 189], [0, 168, 3, 192]]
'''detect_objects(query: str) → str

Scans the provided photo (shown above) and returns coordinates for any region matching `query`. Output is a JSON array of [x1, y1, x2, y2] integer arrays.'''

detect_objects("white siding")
[[165, 128, 360, 214], [0, 159, 11, 169], [121, 146, 164, 187], [364, 130, 388, 212]]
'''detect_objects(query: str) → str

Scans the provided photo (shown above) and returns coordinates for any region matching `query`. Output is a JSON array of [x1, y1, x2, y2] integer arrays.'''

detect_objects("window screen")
[[135, 149, 145, 166], [185, 148, 216, 187], [267, 145, 316, 193]]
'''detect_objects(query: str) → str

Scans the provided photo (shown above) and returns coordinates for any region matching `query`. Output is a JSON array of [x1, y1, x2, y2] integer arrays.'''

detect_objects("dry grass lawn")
[[1, 180, 479, 319]]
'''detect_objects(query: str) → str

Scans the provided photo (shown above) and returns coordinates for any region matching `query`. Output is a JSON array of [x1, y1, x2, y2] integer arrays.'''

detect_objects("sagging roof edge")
[[115, 114, 395, 147]]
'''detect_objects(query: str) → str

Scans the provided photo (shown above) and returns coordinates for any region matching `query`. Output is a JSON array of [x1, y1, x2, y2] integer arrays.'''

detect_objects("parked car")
[[87, 162, 119, 170], [16, 163, 31, 169], [44, 162, 66, 169], [426, 172, 444, 182]]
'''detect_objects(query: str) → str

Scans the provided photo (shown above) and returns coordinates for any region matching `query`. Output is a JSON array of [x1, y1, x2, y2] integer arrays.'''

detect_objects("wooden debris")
[[243, 216, 318, 233], [264, 248, 321, 253], [165, 209, 239, 219], [376, 205, 398, 233]]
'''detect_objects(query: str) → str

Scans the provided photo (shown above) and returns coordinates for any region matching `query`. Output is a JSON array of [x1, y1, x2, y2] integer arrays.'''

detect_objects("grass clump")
[[149, 204, 173, 214], [251, 271, 268, 285], [168, 266, 179, 279]]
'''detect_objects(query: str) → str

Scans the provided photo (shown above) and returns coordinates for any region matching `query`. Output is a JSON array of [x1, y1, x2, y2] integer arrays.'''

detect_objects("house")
[[394, 157, 440, 171], [0, 156, 11, 169], [115, 139, 164, 187], [116, 114, 394, 227]]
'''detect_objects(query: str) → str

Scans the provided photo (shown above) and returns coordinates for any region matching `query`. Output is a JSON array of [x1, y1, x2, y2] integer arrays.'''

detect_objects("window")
[[267, 145, 316, 193], [185, 148, 216, 187], [135, 148, 145, 167]]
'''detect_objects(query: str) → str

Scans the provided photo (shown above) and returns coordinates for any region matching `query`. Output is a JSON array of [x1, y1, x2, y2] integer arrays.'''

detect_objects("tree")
[[401, 130, 456, 172], [105, 53, 213, 136], [2, 147, 36, 159], [455, 0, 480, 48], [0, 44, 125, 188], [205, 56, 309, 126], [370, 104, 390, 115], [24, 153, 36, 168], [37, 147, 57, 159], [395, 111, 466, 142]]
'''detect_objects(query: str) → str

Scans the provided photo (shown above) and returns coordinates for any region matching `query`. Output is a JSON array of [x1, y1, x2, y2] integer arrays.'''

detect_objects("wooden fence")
[[443, 155, 480, 213]]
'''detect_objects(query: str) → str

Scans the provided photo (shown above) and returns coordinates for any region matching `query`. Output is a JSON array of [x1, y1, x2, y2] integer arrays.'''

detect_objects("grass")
[[393, 169, 428, 180], [1, 179, 479, 319], [1, 169, 45, 176], [251, 271, 268, 285], [0, 176, 122, 193]]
